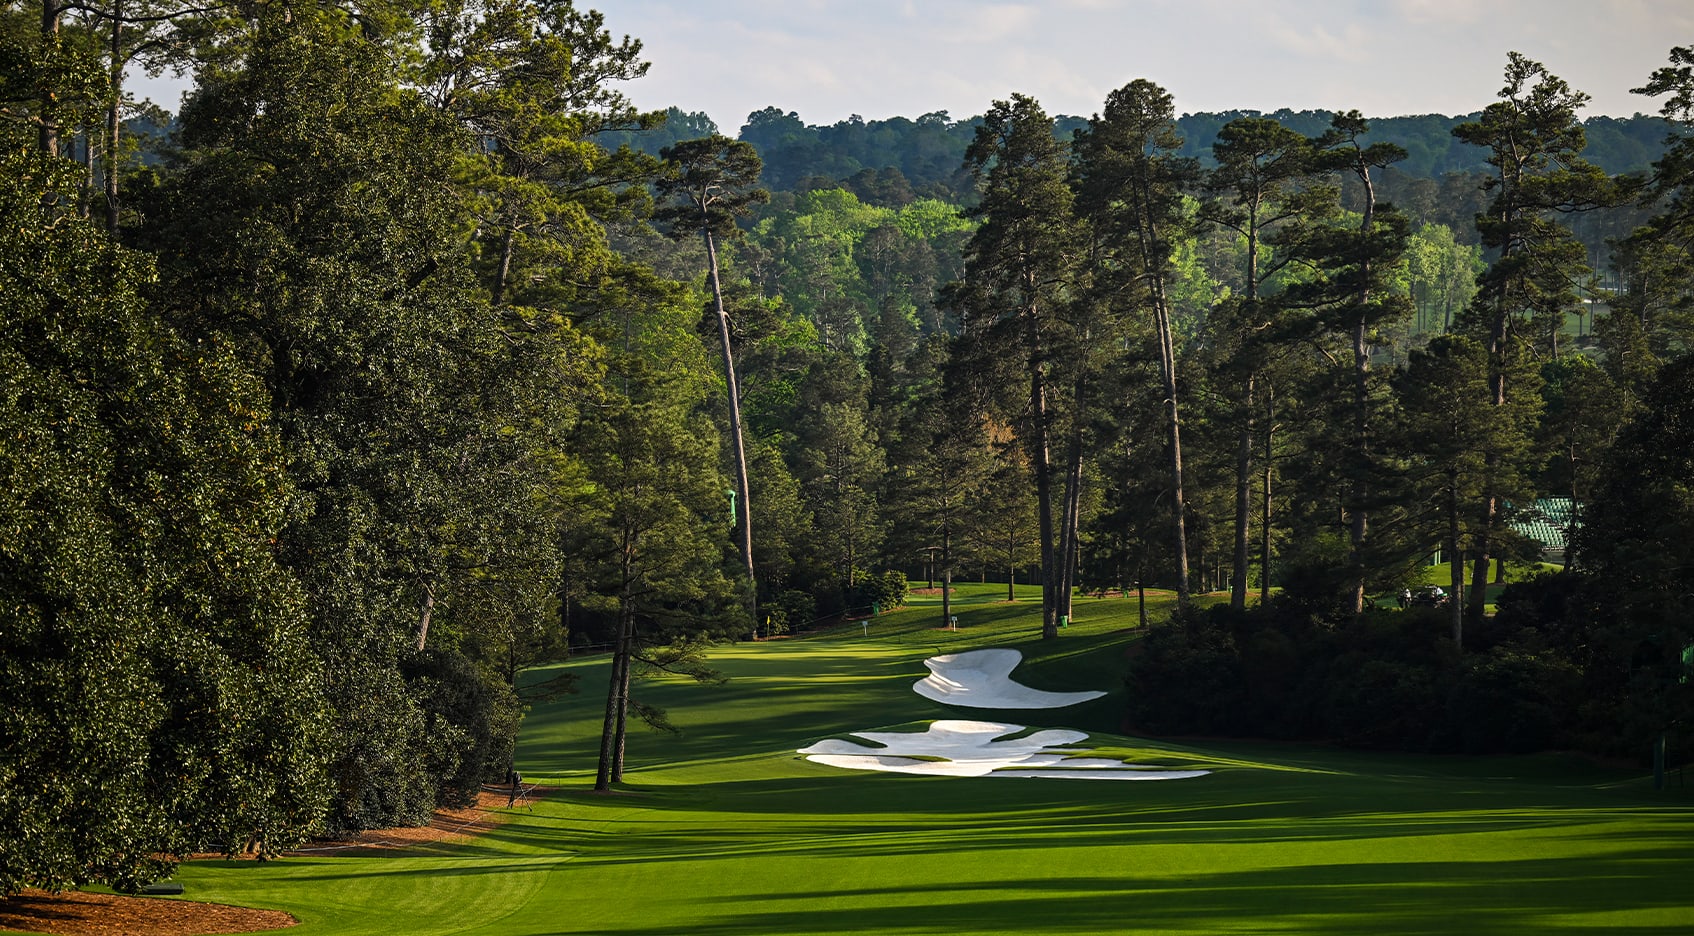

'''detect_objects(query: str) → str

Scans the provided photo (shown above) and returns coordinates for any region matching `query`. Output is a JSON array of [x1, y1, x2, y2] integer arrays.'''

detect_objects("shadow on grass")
[[563, 848, 1694, 935]]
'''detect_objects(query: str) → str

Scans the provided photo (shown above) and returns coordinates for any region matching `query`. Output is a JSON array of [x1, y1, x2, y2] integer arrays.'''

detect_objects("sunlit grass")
[[150, 589, 1694, 935]]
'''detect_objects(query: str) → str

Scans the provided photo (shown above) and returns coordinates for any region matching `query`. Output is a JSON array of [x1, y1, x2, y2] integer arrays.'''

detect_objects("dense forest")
[[4, 0, 1694, 897]]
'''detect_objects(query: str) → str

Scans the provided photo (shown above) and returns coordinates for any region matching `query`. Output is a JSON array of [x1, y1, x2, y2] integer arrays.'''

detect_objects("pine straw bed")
[[0, 787, 547, 936]]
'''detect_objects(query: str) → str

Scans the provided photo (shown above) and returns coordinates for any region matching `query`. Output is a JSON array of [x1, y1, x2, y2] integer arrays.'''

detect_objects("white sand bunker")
[[914, 648, 1106, 709], [799, 720, 1209, 780]]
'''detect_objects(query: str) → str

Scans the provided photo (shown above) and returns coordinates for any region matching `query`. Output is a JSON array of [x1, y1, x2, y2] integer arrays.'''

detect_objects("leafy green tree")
[[883, 335, 995, 623], [1390, 337, 1491, 645], [1203, 116, 1329, 609], [139, 5, 561, 830], [0, 140, 326, 892], [752, 186, 890, 352], [1072, 78, 1200, 601], [1538, 355, 1632, 509], [419, 0, 659, 307], [792, 354, 886, 603], [1567, 354, 1694, 759], [1451, 53, 1617, 615], [1606, 45, 1694, 387], [955, 93, 1081, 638], [1300, 111, 1413, 612], [569, 286, 737, 789], [1, 0, 106, 168], [1403, 221, 1483, 335]]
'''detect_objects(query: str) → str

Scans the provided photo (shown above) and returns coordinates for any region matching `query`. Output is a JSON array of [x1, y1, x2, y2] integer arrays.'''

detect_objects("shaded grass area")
[[142, 586, 1693, 935]]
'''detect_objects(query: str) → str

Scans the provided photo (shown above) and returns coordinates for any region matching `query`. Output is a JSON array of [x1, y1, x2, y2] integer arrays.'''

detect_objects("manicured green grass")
[[1414, 560, 1562, 612], [126, 590, 1694, 934]]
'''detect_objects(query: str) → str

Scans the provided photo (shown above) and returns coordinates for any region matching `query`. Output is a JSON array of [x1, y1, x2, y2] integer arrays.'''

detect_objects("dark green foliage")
[[598, 106, 719, 156], [763, 589, 817, 635], [724, 105, 1667, 205], [1441, 647, 1582, 754], [0, 145, 326, 892], [738, 107, 978, 196], [654, 135, 770, 238], [1126, 606, 1247, 736], [403, 648, 521, 807], [956, 93, 1079, 639], [1126, 600, 1583, 754], [1562, 355, 1694, 758], [138, 6, 568, 831], [1274, 531, 1357, 617], [1606, 45, 1694, 385], [855, 570, 908, 611]]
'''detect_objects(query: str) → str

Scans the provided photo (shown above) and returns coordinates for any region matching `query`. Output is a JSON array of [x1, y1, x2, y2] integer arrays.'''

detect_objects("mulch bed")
[[0, 787, 548, 935], [0, 892, 294, 936]]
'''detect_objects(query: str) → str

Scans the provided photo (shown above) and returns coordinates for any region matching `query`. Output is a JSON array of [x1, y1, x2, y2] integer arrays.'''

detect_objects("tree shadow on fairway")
[[229, 857, 567, 885], [542, 769, 1682, 870], [580, 847, 1694, 935]]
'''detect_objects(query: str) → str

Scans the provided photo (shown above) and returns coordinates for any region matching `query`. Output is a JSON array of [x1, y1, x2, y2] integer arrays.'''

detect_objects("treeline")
[[701, 59, 1694, 768], [606, 105, 1674, 203]]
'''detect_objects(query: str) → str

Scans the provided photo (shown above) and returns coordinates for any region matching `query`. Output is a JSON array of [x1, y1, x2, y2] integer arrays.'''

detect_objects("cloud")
[[1390, 0, 1483, 27], [1258, 16, 1375, 66], [939, 3, 1040, 43]]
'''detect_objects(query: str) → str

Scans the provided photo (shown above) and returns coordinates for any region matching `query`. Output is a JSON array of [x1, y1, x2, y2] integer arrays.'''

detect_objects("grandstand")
[[1511, 497, 1576, 564]]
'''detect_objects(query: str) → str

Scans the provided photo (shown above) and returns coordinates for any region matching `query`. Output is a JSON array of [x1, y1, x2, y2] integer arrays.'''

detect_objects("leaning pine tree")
[[654, 136, 769, 624]]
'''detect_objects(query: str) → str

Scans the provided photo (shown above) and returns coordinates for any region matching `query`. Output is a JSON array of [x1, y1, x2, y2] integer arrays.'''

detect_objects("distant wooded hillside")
[[603, 105, 1674, 200]]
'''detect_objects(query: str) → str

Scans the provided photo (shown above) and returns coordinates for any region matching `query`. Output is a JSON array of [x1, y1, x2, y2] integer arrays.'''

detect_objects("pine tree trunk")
[[1057, 374, 1086, 624], [1023, 281, 1058, 639], [594, 628, 624, 791], [1139, 197, 1189, 602], [704, 226, 756, 621], [1006, 534, 1015, 601], [39, 0, 60, 158], [1447, 419, 1466, 649], [104, 0, 121, 234], [491, 225, 517, 305], [1348, 174, 1377, 614], [414, 582, 434, 653], [611, 612, 631, 782], [597, 536, 636, 790], [1260, 384, 1274, 604], [1231, 374, 1254, 611], [940, 523, 952, 628]]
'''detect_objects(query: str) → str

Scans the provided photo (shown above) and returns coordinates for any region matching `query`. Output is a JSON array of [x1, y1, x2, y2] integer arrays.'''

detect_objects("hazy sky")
[[129, 1, 1694, 128], [590, 0, 1693, 130]]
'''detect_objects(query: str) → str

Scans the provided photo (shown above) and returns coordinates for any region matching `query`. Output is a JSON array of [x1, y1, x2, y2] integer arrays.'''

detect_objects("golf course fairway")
[[148, 589, 1693, 934]]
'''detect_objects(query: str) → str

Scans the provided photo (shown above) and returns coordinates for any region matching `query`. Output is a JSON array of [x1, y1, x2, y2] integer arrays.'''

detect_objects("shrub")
[[854, 570, 908, 612], [1439, 647, 1581, 753], [763, 589, 818, 635], [1126, 605, 1246, 735], [403, 648, 520, 808]]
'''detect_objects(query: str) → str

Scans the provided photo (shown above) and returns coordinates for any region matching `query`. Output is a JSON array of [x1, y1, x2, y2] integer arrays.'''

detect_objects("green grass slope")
[[121, 587, 1694, 934]]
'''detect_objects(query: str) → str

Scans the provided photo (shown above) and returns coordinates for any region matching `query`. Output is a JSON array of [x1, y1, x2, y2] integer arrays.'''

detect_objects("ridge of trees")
[[605, 105, 1674, 204]]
